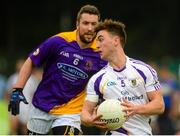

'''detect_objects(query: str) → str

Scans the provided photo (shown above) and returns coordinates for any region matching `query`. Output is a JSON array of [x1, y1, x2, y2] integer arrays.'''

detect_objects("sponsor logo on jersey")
[[107, 81, 117, 86], [59, 51, 69, 57], [73, 54, 83, 60], [120, 90, 129, 95], [57, 63, 88, 79], [124, 94, 143, 101], [118, 94, 143, 102]]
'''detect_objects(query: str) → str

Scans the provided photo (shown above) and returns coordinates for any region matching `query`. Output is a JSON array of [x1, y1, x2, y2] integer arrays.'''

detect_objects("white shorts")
[[27, 105, 82, 134], [19, 103, 30, 124]]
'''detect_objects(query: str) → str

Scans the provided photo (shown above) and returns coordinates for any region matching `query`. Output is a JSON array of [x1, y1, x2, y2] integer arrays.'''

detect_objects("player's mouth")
[[85, 32, 94, 36]]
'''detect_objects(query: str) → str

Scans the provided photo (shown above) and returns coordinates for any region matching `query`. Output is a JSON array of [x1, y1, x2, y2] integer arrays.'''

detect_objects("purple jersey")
[[29, 30, 106, 114]]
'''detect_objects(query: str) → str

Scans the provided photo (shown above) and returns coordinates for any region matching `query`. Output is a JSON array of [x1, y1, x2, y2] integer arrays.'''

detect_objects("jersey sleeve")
[[29, 36, 60, 67], [85, 75, 99, 103], [144, 65, 161, 92]]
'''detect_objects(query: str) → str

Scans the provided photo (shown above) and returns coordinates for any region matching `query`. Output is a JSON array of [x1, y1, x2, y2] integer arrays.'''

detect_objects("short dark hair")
[[95, 19, 127, 48], [77, 4, 100, 22]]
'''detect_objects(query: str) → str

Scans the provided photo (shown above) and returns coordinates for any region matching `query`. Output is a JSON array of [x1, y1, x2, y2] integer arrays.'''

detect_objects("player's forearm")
[[137, 98, 165, 115], [134, 89, 165, 115], [13, 57, 33, 88]]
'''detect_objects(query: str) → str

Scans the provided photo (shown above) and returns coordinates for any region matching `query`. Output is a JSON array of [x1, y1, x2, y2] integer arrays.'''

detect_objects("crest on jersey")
[[131, 79, 137, 87], [33, 48, 40, 56], [85, 60, 93, 70]]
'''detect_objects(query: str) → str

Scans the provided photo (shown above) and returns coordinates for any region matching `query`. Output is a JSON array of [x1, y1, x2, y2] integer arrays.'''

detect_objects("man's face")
[[96, 30, 115, 60], [77, 13, 99, 44]]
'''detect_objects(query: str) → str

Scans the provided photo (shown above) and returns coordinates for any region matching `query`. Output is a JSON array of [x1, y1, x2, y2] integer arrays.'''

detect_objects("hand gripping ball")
[[97, 99, 127, 130]]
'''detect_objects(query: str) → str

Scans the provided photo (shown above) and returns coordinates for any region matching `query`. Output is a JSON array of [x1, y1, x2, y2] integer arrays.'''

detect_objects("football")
[[97, 99, 126, 130]]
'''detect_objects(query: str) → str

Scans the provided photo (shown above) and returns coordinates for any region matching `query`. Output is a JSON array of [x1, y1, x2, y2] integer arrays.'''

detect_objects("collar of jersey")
[[56, 30, 97, 50]]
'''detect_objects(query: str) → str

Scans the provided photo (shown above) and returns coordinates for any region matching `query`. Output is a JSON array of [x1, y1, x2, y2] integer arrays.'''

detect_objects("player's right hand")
[[8, 88, 28, 116], [91, 107, 108, 129]]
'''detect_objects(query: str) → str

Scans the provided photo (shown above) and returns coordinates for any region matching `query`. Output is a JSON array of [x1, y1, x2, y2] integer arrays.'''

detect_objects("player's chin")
[[101, 55, 108, 61], [99, 53, 103, 58], [99, 53, 104, 59], [85, 38, 94, 43]]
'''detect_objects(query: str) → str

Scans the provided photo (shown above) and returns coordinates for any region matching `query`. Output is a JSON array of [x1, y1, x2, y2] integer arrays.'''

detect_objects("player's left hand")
[[121, 98, 137, 118]]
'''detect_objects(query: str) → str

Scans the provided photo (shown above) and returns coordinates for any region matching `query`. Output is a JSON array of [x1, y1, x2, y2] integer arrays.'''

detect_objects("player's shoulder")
[[55, 30, 76, 42], [90, 65, 108, 80], [127, 57, 156, 73]]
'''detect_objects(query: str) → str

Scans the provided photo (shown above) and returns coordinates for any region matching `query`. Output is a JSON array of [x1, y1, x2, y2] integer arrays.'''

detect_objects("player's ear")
[[114, 36, 120, 47], [76, 21, 79, 29]]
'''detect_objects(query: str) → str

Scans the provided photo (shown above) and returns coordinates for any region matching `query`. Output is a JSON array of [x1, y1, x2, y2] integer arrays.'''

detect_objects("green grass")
[[0, 100, 10, 135]]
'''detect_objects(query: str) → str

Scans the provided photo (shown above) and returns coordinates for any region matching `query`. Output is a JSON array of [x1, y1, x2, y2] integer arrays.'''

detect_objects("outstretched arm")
[[8, 57, 34, 115], [13, 57, 34, 88]]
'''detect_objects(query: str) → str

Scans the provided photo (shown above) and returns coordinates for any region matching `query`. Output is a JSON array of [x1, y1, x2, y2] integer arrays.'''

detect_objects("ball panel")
[[97, 99, 126, 130]]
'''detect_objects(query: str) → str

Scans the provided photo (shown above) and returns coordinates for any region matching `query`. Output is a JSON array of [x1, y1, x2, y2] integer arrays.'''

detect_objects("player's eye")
[[82, 21, 89, 25], [97, 37, 104, 42], [91, 22, 97, 26]]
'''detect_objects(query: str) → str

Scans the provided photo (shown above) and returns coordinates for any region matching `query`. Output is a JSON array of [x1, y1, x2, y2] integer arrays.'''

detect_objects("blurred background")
[[0, 0, 179, 135], [0, 0, 179, 75]]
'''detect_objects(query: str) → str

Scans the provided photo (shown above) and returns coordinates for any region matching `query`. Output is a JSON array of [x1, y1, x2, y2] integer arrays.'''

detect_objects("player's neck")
[[109, 50, 126, 71], [77, 40, 91, 49]]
